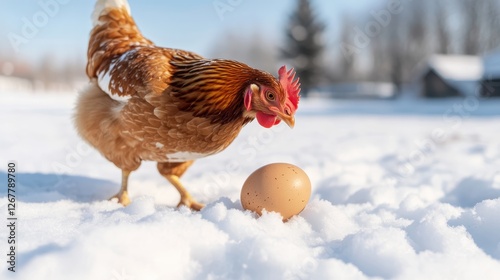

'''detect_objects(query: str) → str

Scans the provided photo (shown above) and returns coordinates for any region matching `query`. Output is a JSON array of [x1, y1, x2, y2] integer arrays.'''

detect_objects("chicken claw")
[[177, 196, 205, 211], [109, 191, 131, 206], [158, 162, 204, 211], [109, 170, 131, 206]]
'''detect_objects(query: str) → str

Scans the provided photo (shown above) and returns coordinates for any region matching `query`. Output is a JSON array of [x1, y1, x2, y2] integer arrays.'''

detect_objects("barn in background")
[[418, 55, 483, 98]]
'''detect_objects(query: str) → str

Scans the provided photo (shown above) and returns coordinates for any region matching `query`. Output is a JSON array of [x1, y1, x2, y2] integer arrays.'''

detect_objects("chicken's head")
[[244, 66, 300, 129]]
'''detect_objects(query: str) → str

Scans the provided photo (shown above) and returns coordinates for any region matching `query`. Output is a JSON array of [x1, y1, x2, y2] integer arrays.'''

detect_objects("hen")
[[75, 0, 301, 210]]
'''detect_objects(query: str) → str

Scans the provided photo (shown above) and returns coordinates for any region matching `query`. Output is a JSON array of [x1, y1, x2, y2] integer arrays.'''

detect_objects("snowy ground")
[[1, 91, 500, 280]]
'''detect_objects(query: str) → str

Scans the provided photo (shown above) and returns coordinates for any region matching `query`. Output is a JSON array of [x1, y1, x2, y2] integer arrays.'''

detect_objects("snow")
[[0, 76, 33, 92], [1, 92, 500, 279], [427, 55, 483, 81], [311, 83, 395, 99]]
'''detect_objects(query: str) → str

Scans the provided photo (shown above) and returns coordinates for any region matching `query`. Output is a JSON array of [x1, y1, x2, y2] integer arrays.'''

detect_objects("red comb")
[[278, 65, 300, 112]]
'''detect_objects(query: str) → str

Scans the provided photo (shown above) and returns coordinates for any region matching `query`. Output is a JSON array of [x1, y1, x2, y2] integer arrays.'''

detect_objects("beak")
[[275, 110, 295, 128], [283, 115, 295, 128]]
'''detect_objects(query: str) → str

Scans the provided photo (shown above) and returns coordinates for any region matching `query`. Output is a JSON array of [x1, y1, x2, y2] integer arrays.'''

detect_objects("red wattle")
[[256, 112, 277, 128]]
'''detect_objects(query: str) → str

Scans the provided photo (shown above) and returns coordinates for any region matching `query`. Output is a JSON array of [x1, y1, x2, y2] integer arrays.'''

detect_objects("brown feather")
[[76, 4, 284, 171]]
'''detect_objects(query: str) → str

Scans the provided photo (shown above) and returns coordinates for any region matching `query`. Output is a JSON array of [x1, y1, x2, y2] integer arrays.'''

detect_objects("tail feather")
[[92, 0, 131, 26], [87, 0, 153, 81]]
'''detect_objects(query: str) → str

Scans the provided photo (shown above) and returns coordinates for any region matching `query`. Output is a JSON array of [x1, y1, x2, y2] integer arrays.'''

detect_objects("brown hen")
[[75, 0, 300, 210]]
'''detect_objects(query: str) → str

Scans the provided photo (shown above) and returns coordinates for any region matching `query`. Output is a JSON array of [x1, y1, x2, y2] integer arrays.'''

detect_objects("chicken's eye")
[[266, 91, 276, 101]]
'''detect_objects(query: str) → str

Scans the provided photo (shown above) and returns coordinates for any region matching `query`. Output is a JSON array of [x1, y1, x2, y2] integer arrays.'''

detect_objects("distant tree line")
[[213, 0, 500, 96], [0, 51, 86, 91], [329, 0, 500, 92], [4, 0, 500, 94], [350, 0, 500, 91]]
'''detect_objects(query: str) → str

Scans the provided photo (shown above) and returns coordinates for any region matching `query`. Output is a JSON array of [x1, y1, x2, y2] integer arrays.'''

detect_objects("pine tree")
[[281, 0, 326, 97]]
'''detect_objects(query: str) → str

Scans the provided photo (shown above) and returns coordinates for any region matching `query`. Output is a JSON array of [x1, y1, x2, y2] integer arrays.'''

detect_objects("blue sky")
[[0, 0, 380, 64]]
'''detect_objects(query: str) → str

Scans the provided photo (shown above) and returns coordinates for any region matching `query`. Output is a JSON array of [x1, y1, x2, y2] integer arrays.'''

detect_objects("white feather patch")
[[166, 152, 208, 162], [97, 62, 131, 102], [97, 49, 139, 102], [155, 142, 164, 149], [92, 0, 131, 26]]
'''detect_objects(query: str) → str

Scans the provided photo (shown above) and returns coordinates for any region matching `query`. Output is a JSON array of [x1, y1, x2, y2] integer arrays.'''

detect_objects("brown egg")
[[241, 163, 311, 221]]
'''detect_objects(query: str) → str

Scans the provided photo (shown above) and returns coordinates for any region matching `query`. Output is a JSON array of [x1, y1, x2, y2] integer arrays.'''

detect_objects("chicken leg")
[[109, 170, 132, 206], [157, 161, 204, 211]]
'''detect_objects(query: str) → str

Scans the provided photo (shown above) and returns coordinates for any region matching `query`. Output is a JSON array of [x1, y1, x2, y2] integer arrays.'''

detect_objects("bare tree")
[[383, 1, 431, 91], [337, 16, 357, 81], [407, 2, 431, 68], [454, 0, 500, 55], [63, 57, 86, 86], [36, 54, 58, 90], [388, 17, 406, 92], [434, 0, 452, 54], [459, 0, 482, 54], [344, 0, 500, 91], [369, 34, 392, 82], [481, 0, 500, 52]]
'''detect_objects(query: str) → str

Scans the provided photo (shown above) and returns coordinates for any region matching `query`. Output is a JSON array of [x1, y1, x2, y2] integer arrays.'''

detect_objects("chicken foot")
[[157, 161, 204, 211], [109, 170, 131, 206], [164, 174, 204, 211]]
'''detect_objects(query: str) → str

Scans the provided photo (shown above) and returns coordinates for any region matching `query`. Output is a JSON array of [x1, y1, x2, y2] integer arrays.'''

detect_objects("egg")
[[241, 163, 311, 220]]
